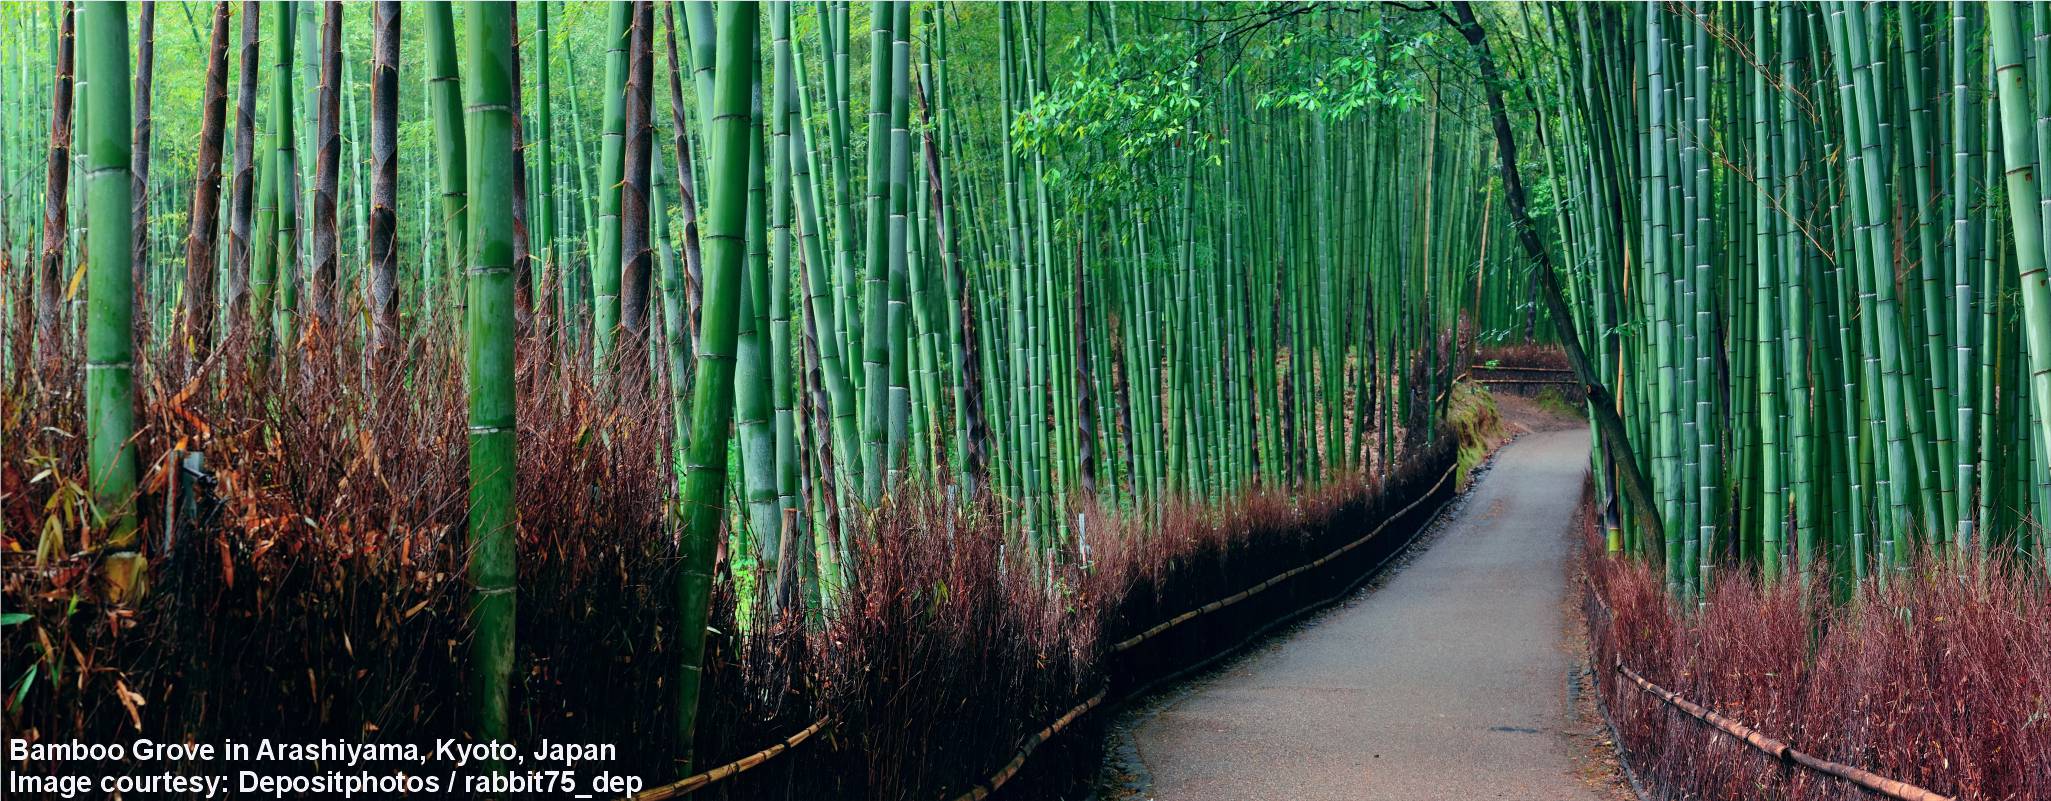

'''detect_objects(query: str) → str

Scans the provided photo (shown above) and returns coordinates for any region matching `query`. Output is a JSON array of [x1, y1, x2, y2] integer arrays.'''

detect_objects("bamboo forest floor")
[[1098, 402, 1629, 801]]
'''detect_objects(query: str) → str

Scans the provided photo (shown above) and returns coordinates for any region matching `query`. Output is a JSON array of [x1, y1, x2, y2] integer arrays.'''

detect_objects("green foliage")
[[1252, 20, 1438, 117], [1011, 32, 1213, 205], [1011, 7, 1461, 218]]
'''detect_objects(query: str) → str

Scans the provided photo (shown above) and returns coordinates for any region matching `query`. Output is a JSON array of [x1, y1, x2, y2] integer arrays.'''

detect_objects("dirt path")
[[1114, 421, 1612, 801]]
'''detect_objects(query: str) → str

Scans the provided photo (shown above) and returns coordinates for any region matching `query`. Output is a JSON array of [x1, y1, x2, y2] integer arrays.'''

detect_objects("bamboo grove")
[[1508, 1, 2051, 600], [0, 2, 1501, 760]]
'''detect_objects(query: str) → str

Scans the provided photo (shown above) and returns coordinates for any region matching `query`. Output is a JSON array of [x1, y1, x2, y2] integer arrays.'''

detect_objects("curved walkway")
[[1124, 427, 1604, 801]]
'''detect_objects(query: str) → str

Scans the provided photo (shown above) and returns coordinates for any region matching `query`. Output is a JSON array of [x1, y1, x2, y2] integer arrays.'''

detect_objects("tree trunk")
[[310, 0, 340, 335], [35, 2, 75, 364], [509, 10, 533, 338], [798, 247, 842, 613], [1447, 0, 1665, 559], [130, 4, 154, 351], [226, 1, 258, 336], [368, 0, 399, 358], [182, 1, 231, 373], [618, 0, 654, 356], [914, 73, 987, 494]]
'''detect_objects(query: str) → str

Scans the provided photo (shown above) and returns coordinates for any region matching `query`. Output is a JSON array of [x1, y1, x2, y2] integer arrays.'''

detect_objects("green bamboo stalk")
[[461, 0, 517, 746], [1780, 3, 1817, 572], [561, 1, 598, 352], [1903, 6, 1956, 541], [344, 24, 365, 306], [425, 2, 467, 332], [1752, 0, 1783, 579], [736, 3, 779, 581], [589, 1, 630, 368], [818, 1, 859, 379], [790, 20, 860, 521], [769, 0, 800, 563], [885, 0, 912, 488], [273, 2, 302, 358], [1953, 0, 1980, 552], [674, 0, 755, 771], [1989, 2, 2051, 571], [534, 0, 557, 347], [81, 0, 135, 545], [857, 0, 893, 502]]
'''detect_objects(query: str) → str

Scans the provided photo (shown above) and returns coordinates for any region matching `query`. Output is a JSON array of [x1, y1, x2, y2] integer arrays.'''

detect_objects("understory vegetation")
[[1446, 382, 1505, 486], [1582, 501, 2051, 801], [2, 332, 1465, 798]]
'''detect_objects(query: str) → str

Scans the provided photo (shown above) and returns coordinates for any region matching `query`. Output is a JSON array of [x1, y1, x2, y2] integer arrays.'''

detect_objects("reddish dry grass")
[[1584, 515, 2051, 801], [3, 316, 1464, 799], [1476, 342, 1569, 371], [2, 329, 742, 773], [815, 492, 1095, 799]]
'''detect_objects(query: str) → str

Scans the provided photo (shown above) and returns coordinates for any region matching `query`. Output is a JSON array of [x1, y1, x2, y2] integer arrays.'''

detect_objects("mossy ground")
[[1447, 382, 1507, 488], [1533, 385, 1587, 421]]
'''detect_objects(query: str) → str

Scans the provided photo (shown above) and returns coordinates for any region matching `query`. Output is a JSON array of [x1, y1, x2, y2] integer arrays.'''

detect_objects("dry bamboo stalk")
[[948, 688, 1108, 801], [627, 716, 830, 801], [1470, 378, 1582, 386], [1469, 365, 1577, 374]]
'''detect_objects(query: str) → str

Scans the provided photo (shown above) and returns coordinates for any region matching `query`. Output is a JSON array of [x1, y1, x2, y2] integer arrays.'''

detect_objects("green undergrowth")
[[1447, 382, 1506, 488], [1533, 386, 1587, 420]]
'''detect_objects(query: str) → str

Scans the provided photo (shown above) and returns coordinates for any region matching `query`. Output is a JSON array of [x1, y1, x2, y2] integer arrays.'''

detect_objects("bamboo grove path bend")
[[1124, 426, 1603, 801]]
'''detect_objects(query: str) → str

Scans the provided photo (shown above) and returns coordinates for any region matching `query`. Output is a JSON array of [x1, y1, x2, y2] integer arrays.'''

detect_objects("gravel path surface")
[[1123, 428, 1603, 801]]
